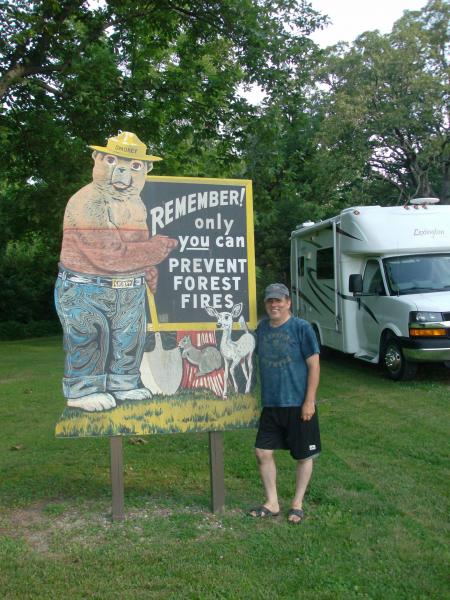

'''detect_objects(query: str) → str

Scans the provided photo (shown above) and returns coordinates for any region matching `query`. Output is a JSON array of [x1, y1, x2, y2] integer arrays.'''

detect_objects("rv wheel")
[[382, 337, 417, 381]]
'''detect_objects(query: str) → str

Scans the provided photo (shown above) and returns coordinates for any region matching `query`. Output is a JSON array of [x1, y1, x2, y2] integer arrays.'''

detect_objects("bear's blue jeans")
[[54, 277, 146, 399]]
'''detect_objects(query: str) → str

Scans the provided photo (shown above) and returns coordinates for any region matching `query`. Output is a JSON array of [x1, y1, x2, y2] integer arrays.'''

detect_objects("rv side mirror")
[[349, 274, 363, 295]]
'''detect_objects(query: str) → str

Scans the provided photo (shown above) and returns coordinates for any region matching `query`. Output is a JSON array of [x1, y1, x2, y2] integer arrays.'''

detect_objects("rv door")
[[355, 259, 387, 357]]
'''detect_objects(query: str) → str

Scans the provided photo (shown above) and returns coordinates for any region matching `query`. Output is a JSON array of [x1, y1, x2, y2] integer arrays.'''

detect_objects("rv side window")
[[298, 256, 304, 277], [317, 248, 334, 279], [363, 260, 385, 295]]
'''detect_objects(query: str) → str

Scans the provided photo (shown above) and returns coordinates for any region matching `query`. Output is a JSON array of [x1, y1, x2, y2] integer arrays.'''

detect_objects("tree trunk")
[[440, 159, 450, 205]]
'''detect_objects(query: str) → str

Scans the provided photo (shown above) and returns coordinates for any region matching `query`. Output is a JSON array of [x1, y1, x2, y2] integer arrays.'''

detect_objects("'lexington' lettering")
[[414, 228, 445, 237]]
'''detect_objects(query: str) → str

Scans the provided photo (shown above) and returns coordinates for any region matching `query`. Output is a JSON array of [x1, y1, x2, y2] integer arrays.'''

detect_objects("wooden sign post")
[[110, 436, 125, 521], [109, 431, 226, 518], [209, 431, 225, 513]]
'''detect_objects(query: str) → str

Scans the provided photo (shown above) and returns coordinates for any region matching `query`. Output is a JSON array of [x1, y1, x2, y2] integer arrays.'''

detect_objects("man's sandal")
[[249, 505, 280, 518], [287, 508, 304, 524]]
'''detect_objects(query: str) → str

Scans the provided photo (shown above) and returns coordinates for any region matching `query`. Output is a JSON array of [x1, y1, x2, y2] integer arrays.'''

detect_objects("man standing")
[[250, 283, 321, 523]]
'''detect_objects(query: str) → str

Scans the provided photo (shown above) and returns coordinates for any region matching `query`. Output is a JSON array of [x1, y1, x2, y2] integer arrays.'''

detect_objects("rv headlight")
[[409, 311, 442, 323], [409, 311, 446, 337]]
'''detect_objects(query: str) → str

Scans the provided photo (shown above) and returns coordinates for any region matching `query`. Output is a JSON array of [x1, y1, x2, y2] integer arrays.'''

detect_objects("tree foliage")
[[0, 0, 323, 324], [242, 82, 325, 293], [309, 0, 449, 205], [1, 1, 448, 329], [239, 0, 449, 298]]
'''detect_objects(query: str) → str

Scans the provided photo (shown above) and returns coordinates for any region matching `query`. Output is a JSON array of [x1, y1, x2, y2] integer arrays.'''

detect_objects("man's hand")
[[301, 400, 315, 421], [302, 353, 320, 421]]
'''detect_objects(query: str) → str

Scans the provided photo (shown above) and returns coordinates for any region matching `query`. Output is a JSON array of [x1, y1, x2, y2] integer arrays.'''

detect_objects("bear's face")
[[92, 151, 151, 194]]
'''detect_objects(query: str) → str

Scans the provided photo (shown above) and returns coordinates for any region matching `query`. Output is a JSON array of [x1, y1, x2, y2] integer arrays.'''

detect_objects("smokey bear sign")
[[144, 176, 256, 329], [55, 132, 257, 438]]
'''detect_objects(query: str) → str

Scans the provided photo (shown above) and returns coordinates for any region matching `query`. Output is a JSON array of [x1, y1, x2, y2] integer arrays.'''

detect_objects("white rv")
[[290, 200, 450, 380]]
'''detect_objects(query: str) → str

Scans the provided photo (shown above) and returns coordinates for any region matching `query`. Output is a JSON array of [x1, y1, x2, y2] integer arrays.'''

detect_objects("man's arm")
[[301, 353, 320, 421]]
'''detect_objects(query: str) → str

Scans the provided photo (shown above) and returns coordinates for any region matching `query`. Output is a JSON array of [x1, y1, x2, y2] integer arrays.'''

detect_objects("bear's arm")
[[61, 229, 177, 273]]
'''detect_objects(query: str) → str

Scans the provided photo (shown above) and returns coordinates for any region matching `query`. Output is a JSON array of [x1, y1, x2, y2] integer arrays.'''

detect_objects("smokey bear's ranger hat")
[[88, 131, 162, 161]]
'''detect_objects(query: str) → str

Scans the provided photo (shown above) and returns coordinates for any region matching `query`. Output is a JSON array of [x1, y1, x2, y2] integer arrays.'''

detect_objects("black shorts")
[[255, 406, 321, 460]]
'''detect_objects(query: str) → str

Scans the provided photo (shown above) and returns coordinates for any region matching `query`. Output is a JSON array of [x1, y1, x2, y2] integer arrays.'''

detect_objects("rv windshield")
[[383, 254, 450, 295]]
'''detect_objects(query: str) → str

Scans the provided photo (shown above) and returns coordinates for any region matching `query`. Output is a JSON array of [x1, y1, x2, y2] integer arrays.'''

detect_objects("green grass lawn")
[[0, 337, 448, 599]]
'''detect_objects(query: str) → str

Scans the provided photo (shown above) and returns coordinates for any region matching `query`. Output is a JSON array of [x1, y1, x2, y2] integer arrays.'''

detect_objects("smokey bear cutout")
[[55, 132, 178, 412]]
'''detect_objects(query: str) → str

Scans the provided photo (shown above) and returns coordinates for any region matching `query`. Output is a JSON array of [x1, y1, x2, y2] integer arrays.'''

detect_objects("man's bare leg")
[[250, 448, 280, 515], [288, 457, 313, 523]]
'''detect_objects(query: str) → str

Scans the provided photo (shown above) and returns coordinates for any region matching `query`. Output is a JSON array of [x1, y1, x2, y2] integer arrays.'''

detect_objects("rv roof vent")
[[409, 197, 440, 205], [302, 221, 315, 227]]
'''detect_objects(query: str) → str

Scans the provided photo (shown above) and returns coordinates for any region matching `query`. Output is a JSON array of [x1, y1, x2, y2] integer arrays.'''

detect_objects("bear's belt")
[[58, 270, 145, 289]]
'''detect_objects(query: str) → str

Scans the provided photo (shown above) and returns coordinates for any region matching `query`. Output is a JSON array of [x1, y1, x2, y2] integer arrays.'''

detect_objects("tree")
[[309, 0, 449, 205], [239, 0, 450, 302], [242, 56, 326, 297], [0, 0, 324, 326]]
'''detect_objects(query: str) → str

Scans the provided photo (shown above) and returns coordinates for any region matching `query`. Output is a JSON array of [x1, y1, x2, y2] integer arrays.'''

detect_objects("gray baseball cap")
[[264, 283, 290, 301]]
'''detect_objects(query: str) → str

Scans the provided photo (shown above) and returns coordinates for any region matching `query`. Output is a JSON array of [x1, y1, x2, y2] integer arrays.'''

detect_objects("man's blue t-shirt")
[[256, 316, 319, 408]]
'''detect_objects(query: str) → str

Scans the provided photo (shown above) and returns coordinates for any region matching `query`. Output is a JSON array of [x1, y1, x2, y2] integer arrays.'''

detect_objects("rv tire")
[[381, 336, 417, 381]]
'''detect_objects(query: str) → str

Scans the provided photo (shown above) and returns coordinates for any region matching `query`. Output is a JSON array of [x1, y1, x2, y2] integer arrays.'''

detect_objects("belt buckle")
[[112, 278, 134, 289]]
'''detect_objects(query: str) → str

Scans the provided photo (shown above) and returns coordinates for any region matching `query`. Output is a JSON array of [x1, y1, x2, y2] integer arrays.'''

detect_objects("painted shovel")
[[139, 289, 183, 396]]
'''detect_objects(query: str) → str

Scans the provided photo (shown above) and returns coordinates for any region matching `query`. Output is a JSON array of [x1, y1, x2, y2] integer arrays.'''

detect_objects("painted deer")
[[205, 303, 255, 398]]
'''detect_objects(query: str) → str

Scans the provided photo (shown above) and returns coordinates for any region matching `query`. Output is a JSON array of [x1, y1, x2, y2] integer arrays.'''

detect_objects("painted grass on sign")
[[55, 391, 260, 437]]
